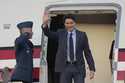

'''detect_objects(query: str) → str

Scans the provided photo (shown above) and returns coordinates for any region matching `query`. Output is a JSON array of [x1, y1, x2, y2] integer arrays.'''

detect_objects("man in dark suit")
[[11, 21, 34, 83], [42, 14, 95, 83]]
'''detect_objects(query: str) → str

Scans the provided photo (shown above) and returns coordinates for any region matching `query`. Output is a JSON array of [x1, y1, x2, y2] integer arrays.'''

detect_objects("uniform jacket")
[[11, 34, 33, 83]]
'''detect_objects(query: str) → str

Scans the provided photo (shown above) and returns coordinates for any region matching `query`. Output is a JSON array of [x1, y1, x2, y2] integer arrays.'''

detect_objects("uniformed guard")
[[11, 21, 34, 83]]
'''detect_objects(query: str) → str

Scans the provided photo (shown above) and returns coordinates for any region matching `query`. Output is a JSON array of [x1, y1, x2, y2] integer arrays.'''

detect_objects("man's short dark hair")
[[63, 14, 76, 23]]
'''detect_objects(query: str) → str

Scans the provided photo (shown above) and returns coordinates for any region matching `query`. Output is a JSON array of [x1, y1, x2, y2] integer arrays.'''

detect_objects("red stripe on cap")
[[117, 71, 125, 80], [118, 51, 125, 61], [0, 47, 41, 59]]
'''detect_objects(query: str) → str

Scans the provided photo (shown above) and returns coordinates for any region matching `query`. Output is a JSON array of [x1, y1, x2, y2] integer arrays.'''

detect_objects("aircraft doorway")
[[47, 12, 116, 83], [75, 14, 116, 83], [47, 15, 64, 83]]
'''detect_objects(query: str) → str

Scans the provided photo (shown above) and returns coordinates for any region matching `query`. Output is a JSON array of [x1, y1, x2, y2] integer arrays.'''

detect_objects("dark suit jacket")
[[11, 34, 33, 82], [42, 26, 95, 77]]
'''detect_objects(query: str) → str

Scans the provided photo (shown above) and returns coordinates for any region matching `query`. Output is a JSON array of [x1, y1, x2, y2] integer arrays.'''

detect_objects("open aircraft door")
[[40, 0, 125, 83]]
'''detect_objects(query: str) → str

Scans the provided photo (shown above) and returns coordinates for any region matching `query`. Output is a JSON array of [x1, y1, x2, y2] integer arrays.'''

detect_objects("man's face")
[[20, 28, 33, 39], [64, 18, 76, 30]]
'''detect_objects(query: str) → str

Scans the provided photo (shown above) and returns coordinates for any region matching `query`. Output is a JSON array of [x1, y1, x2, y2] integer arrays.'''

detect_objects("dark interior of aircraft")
[[47, 15, 64, 83]]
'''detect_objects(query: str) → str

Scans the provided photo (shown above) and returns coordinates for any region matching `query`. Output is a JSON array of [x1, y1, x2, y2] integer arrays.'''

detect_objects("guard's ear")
[[19, 29, 23, 34]]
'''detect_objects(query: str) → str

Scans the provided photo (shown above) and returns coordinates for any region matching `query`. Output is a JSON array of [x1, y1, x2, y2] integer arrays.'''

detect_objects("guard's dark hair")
[[63, 14, 76, 23]]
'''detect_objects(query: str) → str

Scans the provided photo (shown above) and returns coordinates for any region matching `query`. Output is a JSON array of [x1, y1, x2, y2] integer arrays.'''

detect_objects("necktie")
[[69, 32, 74, 62]]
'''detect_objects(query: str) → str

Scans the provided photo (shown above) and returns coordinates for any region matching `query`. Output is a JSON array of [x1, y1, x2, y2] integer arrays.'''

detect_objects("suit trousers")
[[60, 63, 85, 83]]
